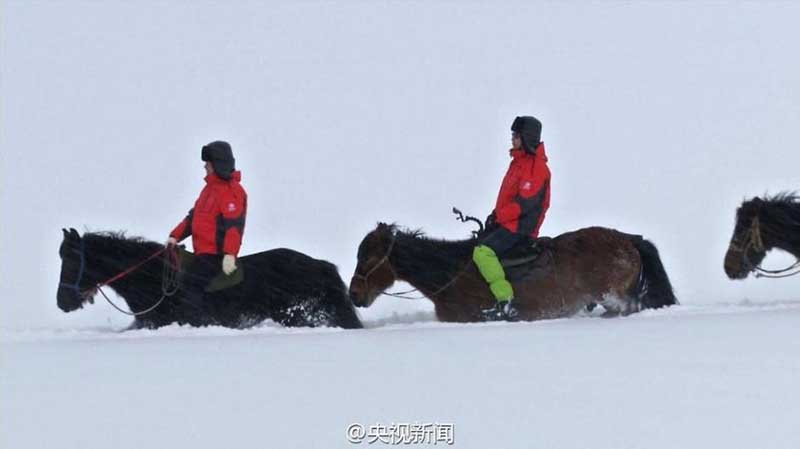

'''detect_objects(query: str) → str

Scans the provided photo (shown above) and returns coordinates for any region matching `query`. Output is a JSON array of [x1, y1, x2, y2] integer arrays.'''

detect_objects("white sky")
[[2, 1, 799, 329]]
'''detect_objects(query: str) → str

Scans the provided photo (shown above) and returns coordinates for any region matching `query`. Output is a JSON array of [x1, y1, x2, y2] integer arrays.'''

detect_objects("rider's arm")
[[219, 189, 247, 257], [169, 208, 194, 242], [514, 159, 551, 235]]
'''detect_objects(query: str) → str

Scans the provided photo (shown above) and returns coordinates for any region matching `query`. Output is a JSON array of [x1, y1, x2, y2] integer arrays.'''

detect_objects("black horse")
[[724, 192, 800, 279], [57, 228, 362, 329]]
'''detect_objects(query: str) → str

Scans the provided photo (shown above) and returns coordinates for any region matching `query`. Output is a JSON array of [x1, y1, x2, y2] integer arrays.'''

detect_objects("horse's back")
[[242, 247, 342, 281], [552, 226, 637, 247], [238, 247, 362, 329], [548, 226, 642, 296]]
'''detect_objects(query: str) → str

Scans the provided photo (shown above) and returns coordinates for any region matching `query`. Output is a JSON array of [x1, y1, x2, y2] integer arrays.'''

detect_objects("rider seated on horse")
[[167, 140, 248, 309], [474, 116, 551, 321]]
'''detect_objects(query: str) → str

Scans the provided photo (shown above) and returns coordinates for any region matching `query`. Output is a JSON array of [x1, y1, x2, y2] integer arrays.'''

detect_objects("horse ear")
[[62, 228, 69, 238], [69, 228, 80, 240]]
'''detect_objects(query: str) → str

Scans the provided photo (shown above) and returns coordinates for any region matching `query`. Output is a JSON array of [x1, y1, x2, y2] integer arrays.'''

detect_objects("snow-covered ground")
[[3, 300, 800, 449]]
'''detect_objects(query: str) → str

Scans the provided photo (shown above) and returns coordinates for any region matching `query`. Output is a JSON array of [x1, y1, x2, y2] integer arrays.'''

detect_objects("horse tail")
[[331, 282, 363, 329], [627, 235, 679, 309], [321, 262, 363, 329]]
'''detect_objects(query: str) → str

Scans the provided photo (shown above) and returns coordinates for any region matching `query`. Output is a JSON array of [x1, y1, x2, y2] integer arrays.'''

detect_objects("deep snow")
[[3, 301, 800, 449]]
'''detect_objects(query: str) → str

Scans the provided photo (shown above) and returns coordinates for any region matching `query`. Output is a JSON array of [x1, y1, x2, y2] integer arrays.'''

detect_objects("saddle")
[[175, 247, 245, 292], [498, 236, 554, 282]]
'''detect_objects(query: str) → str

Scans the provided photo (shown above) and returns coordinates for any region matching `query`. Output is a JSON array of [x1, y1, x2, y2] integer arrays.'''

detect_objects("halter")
[[59, 238, 86, 293], [60, 239, 179, 315], [351, 231, 418, 298], [353, 232, 398, 283], [352, 230, 474, 300], [732, 215, 800, 278]]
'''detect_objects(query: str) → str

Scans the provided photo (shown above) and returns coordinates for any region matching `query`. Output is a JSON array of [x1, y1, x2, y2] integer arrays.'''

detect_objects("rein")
[[735, 216, 800, 278], [99, 247, 180, 316], [62, 243, 180, 316], [354, 231, 474, 300], [352, 232, 419, 299], [96, 247, 169, 288]]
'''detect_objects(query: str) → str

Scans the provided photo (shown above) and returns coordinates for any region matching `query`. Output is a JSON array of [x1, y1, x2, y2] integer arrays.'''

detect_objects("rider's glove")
[[222, 254, 237, 275]]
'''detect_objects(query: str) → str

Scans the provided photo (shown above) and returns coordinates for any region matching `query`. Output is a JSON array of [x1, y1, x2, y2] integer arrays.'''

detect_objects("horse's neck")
[[771, 231, 800, 259], [765, 204, 800, 258], [86, 237, 164, 308], [389, 233, 473, 294]]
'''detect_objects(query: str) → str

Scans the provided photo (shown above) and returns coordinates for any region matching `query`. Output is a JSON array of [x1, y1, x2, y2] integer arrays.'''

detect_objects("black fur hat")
[[511, 116, 542, 153], [201, 141, 235, 180]]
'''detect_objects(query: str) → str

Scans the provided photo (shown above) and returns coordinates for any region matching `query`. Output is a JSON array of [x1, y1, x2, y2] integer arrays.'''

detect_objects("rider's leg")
[[473, 227, 524, 302], [182, 254, 222, 309]]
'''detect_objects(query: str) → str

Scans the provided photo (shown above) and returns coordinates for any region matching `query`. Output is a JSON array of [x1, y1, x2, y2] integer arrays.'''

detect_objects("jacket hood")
[[510, 142, 548, 162], [205, 170, 242, 184]]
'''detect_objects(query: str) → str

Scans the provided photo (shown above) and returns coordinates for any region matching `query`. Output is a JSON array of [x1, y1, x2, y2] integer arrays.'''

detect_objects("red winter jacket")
[[170, 171, 247, 256], [495, 143, 551, 237]]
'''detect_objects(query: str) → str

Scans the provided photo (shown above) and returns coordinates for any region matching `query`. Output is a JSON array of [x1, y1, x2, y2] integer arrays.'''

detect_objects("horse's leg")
[[598, 293, 625, 318], [326, 282, 363, 329], [125, 319, 144, 331], [433, 297, 476, 323], [125, 317, 164, 330], [433, 302, 456, 322], [599, 286, 642, 317]]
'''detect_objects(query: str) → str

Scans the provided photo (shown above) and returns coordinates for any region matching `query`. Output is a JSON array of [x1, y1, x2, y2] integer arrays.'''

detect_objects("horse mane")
[[745, 191, 800, 253], [82, 231, 164, 263], [754, 192, 800, 226], [385, 224, 477, 290], [393, 226, 476, 257]]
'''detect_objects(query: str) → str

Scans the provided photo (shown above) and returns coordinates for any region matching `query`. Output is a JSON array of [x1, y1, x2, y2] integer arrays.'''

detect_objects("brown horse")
[[724, 193, 800, 279], [349, 223, 678, 322]]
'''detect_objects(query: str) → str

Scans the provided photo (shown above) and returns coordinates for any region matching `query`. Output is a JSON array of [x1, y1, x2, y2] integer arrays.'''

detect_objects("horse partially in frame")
[[724, 192, 800, 280], [348, 223, 678, 322], [57, 228, 362, 329]]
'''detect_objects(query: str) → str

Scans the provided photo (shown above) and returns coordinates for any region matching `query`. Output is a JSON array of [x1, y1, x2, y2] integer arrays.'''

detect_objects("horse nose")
[[349, 290, 364, 308], [723, 250, 745, 280], [57, 286, 81, 312]]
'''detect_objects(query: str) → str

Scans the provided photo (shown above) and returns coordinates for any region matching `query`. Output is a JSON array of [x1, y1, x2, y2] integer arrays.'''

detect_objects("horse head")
[[57, 228, 101, 312], [724, 197, 770, 279], [349, 223, 398, 308]]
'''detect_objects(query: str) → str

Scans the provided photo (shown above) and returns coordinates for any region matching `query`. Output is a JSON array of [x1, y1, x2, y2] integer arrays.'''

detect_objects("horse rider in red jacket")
[[474, 116, 551, 321], [167, 140, 247, 309]]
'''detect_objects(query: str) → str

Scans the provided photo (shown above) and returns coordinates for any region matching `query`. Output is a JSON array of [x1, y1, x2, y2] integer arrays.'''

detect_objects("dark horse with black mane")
[[350, 223, 678, 322], [57, 228, 362, 329], [349, 223, 677, 322], [724, 192, 800, 280]]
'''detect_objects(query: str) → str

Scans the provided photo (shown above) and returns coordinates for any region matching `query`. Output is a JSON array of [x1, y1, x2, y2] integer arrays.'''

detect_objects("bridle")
[[352, 230, 474, 300], [60, 240, 179, 315], [59, 238, 87, 294], [730, 215, 800, 278], [352, 232, 418, 299]]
